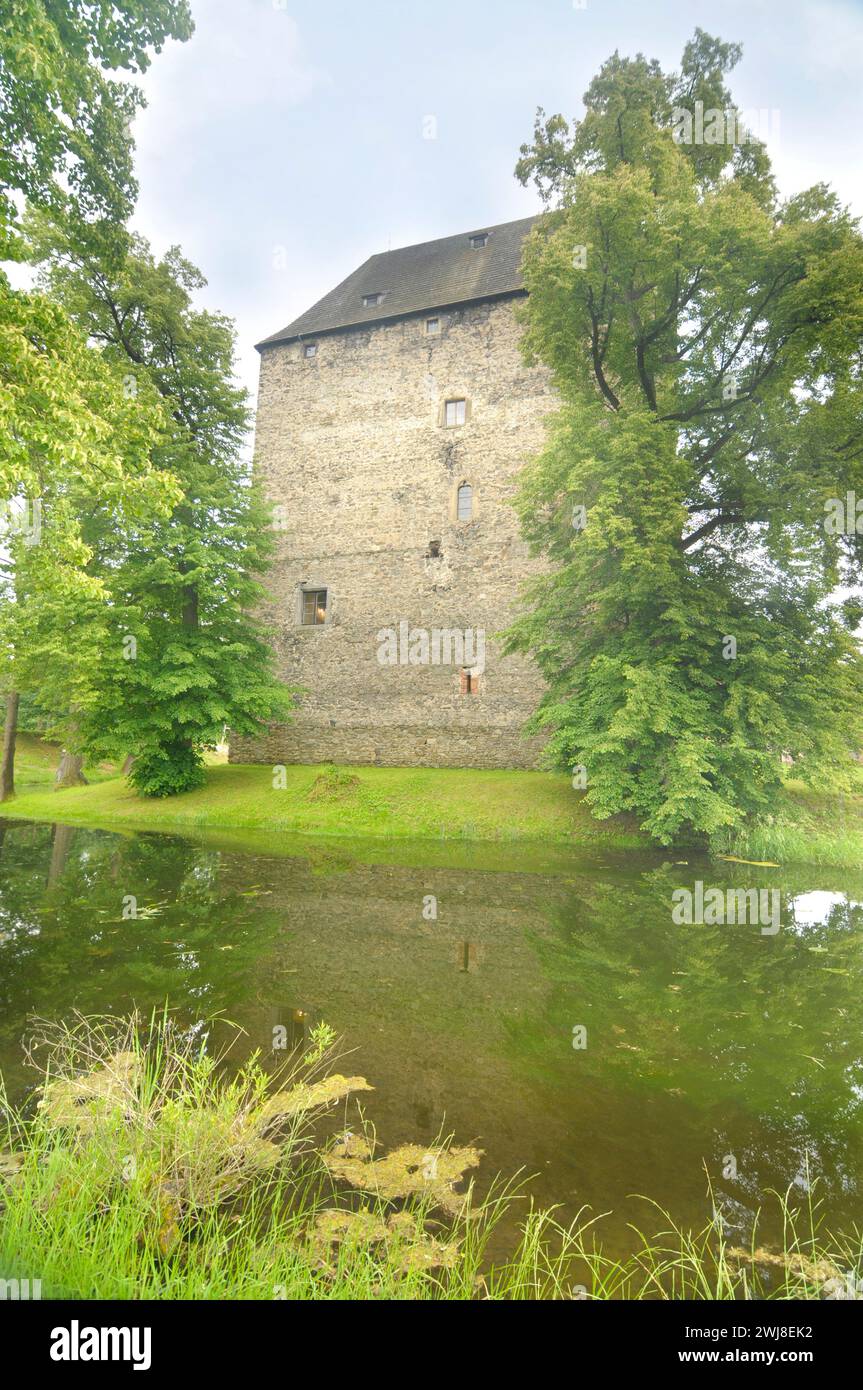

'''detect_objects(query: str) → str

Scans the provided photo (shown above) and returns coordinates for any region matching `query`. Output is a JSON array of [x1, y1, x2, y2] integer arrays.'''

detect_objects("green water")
[[1, 816, 862, 1257]]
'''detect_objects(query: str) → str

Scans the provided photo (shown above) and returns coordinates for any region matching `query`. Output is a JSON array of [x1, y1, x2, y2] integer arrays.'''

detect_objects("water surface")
[[1, 817, 861, 1258]]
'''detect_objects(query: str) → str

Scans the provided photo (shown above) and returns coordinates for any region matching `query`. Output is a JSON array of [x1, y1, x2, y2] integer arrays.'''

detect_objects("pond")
[[1, 816, 862, 1259]]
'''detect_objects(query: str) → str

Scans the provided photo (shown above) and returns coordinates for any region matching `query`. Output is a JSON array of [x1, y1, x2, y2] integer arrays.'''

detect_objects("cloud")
[[134, 0, 324, 137], [127, 1, 326, 400], [801, 0, 863, 77]]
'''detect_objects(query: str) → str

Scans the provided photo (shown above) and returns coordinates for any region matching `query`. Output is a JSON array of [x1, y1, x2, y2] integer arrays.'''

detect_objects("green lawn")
[[2, 749, 862, 866], [1, 757, 650, 849], [7, 732, 118, 797]]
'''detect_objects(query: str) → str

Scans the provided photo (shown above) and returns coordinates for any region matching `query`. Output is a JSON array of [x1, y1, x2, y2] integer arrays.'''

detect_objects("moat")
[[1, 816, 862, 1258]]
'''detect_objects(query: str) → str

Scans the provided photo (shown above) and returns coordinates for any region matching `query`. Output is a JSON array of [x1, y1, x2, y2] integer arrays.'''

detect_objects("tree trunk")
[[181, 585, 199, 629], [54, 750, 88, 790], [48, 822, 75, 885], [1, 692, 19, 802], [121, 754, 136, 776]]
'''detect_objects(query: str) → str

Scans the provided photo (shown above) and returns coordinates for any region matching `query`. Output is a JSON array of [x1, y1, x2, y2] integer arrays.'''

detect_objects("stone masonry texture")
[[231, 292, 554, 770]]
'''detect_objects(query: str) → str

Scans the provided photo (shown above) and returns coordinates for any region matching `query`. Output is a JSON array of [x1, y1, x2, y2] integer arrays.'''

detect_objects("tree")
[[28, 223, 293, 795], [506, 30, 863, 843], [0, 1, 192, 796], [0, 283, 178, 799], [0, 0, 192, 259]]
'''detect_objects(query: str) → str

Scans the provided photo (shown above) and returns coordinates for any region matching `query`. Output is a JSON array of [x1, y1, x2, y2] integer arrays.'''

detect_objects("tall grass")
[[565, 1183, 863, 1300], [1, 1014, 859, 1300], [713, 820, 863, 870], [710, 773, 863, 869]]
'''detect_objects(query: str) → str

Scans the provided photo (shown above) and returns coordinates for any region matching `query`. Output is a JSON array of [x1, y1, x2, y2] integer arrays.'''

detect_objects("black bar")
[[6, 1295, 857, 1375]]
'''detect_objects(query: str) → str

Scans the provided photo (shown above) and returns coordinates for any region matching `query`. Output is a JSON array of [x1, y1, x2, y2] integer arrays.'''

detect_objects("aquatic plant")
[[1, 1013, 860, 1300]]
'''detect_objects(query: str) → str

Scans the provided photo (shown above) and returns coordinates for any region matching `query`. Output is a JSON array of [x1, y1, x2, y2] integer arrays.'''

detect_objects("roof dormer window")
[[469, 233, 489, 249], [363, 292, 384, 307]]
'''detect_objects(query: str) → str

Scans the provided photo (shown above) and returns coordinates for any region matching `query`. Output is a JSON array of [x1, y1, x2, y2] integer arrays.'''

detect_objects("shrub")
[[127, 740, 207, 797]]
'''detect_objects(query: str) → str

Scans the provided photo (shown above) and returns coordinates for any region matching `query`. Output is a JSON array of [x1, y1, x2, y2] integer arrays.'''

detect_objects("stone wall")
[[232, 295, 555, 770]]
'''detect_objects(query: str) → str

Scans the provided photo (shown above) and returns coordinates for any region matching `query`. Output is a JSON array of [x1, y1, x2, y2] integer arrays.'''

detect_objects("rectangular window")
[[301, 589, 328, 626], [470, 233, 489, 249], [460, 670, 480, 696], [363, 292, 384, 307], [426, 317, 440, 335], [445, 398, 466, 427], [303, 343, 317, 358]]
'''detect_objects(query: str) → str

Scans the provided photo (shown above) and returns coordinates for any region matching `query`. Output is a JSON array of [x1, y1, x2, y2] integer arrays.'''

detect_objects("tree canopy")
[[1, 2, 288, 797], [26, 218, 292, 794], [507, 30, 863, 842], [0, 0, 192, 257]]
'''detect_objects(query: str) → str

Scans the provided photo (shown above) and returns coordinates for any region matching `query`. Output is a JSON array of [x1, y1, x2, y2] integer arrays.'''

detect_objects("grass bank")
[[1, 1014, 859, 1301], [3, 754, 863, 867], [0, 759, 651, 850]]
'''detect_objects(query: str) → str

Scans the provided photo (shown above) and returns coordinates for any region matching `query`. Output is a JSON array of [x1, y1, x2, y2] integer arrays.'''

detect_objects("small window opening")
[[445, 398, 466, 427], [301, 589, 328, 626], [456, 482, 473, 521], [363, 292, 384, 307], [426, 316, 440, 335], [460, 669, 480, 696], [303, 342, 318, 359], [427, 539, 441, 558], [469, 233, 489, 249]]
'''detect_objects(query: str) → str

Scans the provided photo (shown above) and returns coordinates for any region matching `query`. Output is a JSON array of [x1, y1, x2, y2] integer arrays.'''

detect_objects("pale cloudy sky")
[[130, 0, 863, 402]]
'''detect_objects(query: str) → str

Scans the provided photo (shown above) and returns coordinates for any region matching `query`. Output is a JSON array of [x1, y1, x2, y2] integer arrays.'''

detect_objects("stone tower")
[[231, 216, 554, 770]]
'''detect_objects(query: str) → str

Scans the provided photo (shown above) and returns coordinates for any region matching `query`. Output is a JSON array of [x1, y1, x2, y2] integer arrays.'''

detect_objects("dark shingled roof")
[[257, 214, 540, 350]]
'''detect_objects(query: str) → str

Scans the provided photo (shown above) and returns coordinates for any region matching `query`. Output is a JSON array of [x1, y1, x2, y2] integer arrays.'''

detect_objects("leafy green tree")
[[507, 29, 863, 843], [2, 4, 286, 796], [0, 0, 192, 258], [28, 223, 293, 794], [0, 293, 179, 797], [0, 1, 192, 797]]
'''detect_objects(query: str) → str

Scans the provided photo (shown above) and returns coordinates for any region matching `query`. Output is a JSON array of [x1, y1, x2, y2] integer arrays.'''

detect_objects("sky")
[[129, 0, 863, 402]]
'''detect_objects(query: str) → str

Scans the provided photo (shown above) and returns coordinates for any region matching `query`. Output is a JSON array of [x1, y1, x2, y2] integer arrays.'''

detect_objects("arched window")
[[456, 482, 473, 522]]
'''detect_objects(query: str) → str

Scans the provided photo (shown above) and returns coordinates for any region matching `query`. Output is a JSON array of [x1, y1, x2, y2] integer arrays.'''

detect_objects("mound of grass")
[[306, 764, 362, 802]]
